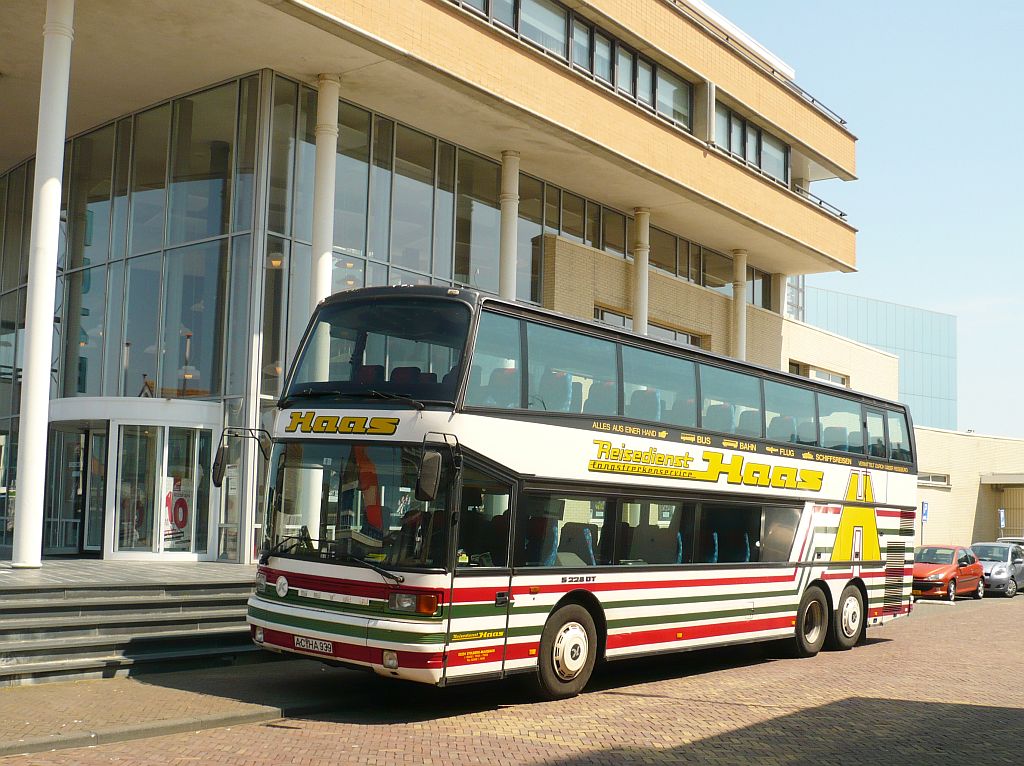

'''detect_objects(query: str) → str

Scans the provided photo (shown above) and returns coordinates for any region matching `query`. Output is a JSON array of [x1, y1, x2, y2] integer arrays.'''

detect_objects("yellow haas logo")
[[284, 411, 400, 436], [830, 470, 882, 563], [589, 441, 824, 492]]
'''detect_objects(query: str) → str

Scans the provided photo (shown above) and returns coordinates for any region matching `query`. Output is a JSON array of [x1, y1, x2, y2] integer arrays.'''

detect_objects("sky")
[[708, 1, 1024, 437]]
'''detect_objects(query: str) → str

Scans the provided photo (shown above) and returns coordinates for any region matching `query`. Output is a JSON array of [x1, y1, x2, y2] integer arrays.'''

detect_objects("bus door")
[[444, 466, 515, 683]]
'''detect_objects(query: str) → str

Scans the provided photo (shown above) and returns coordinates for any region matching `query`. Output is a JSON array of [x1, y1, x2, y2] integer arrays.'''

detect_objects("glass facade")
[[802, 286, 958, 429], [0, 68, 780, 561]]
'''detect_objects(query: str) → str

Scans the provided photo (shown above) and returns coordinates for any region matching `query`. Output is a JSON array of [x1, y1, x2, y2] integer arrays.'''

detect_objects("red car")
[[913, 545, 985, 601]]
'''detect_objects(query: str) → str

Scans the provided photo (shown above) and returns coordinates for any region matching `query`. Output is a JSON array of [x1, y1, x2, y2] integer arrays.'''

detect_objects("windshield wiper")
[[365, 389, 425, 411], [340, 552, 405, 585], [259, 535, 303, 564], [281, 388, 425, 410]]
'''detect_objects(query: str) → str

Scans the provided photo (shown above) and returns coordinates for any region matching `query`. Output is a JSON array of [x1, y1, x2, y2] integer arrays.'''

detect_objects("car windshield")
[[915, 547, 954, 565], [285, 297, 471, 405], [263, 441, 450, 570], [971, 544, 1010, 562]]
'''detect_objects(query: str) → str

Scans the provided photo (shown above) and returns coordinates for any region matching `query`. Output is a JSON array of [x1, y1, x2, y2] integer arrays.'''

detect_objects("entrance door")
[[43, 427, 108, 556], [114, 423, 214, 556]]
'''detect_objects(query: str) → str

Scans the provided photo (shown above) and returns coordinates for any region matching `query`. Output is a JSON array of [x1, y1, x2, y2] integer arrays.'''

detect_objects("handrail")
[[663, 0, 848, 127], [710, 144, 848, 221]]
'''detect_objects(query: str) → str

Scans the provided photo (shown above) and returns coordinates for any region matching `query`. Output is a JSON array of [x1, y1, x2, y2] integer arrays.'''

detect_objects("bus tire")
[[792, 586, 828, 658], [533, 604, 597, 700], [826, 584, 864, 651]]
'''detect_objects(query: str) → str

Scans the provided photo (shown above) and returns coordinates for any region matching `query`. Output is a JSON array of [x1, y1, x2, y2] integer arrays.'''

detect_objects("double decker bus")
[[243, 285, 916, 698]]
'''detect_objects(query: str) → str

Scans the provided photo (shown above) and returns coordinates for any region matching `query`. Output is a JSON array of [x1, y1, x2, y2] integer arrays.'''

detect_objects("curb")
[[0, 700, 337, 758]]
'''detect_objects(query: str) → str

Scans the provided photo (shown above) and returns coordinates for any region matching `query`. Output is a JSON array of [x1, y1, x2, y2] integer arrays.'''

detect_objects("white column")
[[498, 150, 520, 300], [771, 273, 788, 317], [731, 249, 748, 361], [632, 208, 650, 335], [12, 0, 75, 568], [310, 74, 340, 308]]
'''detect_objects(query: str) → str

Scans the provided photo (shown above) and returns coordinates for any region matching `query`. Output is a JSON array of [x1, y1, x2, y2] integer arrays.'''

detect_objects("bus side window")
[[514, 493, 608, 567], [699, 365, 763, 437], [761, 507, 801, 562], [621, 344, 696, 427], [699, 502, 762, 564], [615, 500, 696, 565], [455, 467, 512, 569], [466, 312, 522, 409], [887, 410, 912, 462]]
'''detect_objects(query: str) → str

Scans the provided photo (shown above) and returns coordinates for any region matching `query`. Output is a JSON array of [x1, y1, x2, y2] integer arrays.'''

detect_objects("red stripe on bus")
[[606, 615, 794, 650], [868, 604, 910, 618], [261, 567, 443, 602]]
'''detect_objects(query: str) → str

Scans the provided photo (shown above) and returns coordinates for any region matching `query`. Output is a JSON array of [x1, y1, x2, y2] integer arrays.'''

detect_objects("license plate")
[[294, 635, 334, 655]]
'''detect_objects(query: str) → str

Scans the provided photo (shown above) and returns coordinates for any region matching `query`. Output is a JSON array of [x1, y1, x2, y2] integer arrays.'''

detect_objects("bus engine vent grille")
[[899, 511, 916, 537], [883, 542, 907, 613]]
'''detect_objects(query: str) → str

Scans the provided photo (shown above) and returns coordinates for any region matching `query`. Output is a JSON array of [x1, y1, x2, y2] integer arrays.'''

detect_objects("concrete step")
[[0, 607, 249, 642], [0, 624, 252, 665], [0, 592, 248, 619], [0, 581, 255, 601], [0, 641, 263, 687]]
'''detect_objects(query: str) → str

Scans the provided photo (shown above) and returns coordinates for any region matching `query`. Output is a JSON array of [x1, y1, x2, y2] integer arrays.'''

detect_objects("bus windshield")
[[285, 297, 471, 404], [263, 441, 451, 570]]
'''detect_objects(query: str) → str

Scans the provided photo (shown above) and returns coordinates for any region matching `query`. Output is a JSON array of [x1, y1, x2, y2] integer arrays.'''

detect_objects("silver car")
[[971, 542, 1024, 598]]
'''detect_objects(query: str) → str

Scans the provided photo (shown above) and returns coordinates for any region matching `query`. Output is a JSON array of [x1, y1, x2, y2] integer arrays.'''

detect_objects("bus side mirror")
[[212, 444, 227, 488], [416, 449, 443, 502], [211, 428, 272, 488]]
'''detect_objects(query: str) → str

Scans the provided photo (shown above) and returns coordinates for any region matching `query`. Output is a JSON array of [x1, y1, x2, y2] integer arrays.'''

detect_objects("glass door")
[[114, 423, 214, 556], [116, 425, 163, 552], [43, 430, 86, 554], [82, 430, 108, 551]]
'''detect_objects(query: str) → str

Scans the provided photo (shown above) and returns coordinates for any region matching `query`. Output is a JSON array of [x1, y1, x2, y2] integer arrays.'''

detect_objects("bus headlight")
[[254, 626, 265, 643], [382, 650, 399, 669], [388, 592, 440, 615], [255, 572, 267, 592]]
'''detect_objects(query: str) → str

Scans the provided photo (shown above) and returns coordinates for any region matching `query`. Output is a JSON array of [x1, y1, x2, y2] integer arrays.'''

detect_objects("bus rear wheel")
[[533, 604, 597, 700], [792, 586, 828, 658], [826, 584, 864, 651]]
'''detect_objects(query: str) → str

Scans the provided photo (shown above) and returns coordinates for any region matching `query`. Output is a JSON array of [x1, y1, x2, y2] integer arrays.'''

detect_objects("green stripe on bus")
[[607, 603, 794, 630], [249, 606, 446, 645]]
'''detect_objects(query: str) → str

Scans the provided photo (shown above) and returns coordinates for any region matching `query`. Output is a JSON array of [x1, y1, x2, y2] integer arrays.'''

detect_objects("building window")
[[918, 473, 950, 488], [519, 0, 568, 58], [789, 361, 849, 388], [715, 102, 789, 184], [594, 308, 703, 349], [446, 1, 692, 130]]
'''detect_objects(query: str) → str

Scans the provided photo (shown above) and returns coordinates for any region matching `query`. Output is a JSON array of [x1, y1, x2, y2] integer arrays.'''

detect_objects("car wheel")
[[1007, 579, 1018, 599], [973, 578, 985, 600], [946, 579, 956, 602], [533, 604, 597, 700], [792, 586, 828, 658], [826, 584, 864, 651]]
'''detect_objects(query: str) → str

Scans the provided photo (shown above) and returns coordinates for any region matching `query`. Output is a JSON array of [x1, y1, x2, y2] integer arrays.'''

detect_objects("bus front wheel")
[[792, 586, 828, 658], [534, 604, 597, 700]]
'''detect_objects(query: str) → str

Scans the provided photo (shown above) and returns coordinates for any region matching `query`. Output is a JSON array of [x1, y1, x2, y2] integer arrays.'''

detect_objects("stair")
[[0, 576, 262, 686]]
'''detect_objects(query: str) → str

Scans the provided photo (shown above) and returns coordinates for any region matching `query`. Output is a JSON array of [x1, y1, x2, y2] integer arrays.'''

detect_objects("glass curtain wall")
[[0, 73, 260, 559]]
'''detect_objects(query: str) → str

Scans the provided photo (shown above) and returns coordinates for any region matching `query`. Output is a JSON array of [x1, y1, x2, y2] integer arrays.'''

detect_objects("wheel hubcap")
[[840, 595, 861, 639], [1009, 581, 1017, 596], [803, 601, 823, 644], [552, 622, 589, 681]]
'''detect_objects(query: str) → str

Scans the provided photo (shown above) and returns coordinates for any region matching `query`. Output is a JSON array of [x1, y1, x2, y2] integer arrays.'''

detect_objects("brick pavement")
[[3, 597, 1024, 764]]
